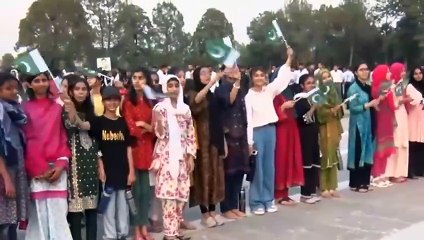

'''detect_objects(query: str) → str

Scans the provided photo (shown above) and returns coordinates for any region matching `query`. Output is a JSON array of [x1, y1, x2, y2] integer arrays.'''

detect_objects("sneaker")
[[201, 216, 217, 228], [266, 204, 278, 213], [310, 196, 321, 203], [252, 208, 265, 215], [300, 197, 316, 204]]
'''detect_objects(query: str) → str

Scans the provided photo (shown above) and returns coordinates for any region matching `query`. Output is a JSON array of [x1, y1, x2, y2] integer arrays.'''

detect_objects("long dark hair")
[[67, 75, 95, 122], [128, 67, 153, 106], [25, 72, 51, 100]]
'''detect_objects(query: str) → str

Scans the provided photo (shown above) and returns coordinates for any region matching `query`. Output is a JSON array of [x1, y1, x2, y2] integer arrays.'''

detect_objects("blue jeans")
[[249, 124, 276, 211]]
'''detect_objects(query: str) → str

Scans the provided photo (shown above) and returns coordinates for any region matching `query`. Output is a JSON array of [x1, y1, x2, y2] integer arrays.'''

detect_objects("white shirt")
[[185, 70, 193, 79], [295, 68, 309, 83], [245, 65, 291, 145], [343, 70, 355, 83], [331, 69, 344, 83], [157, 69, 166, 85]]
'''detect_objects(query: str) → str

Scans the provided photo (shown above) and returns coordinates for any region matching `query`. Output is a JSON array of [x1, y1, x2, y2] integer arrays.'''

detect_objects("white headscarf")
[[156, 74, 190, 178], [159, 74, 189, 114]]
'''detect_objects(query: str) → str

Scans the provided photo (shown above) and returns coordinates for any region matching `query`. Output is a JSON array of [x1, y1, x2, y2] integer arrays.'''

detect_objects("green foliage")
[[189, 8, 234, 66], [18, 0, 94, 69], [1, 54, 15, 69], [15, 0, 424, 70]]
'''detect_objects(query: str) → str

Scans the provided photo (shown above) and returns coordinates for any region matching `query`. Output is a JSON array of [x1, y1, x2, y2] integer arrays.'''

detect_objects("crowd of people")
[[0, 47, 424, 240]]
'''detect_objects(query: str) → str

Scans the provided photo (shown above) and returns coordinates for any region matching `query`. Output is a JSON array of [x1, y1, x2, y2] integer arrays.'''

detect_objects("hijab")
[[160, 75, 189, 115], [409, 67, 424, 96], [317, 68, 342, 106], [390, 63, 405, 84], [193, 66, 213, 101], [157, 75, 190, 178], [371, 65, 396, 162]]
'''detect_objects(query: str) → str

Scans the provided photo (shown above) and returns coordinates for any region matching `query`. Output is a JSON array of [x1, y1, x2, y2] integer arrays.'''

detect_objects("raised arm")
[[268, 48, 295, 97]]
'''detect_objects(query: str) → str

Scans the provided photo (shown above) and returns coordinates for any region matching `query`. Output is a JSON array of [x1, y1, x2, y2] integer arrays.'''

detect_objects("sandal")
[[278, 198, 297, 206]]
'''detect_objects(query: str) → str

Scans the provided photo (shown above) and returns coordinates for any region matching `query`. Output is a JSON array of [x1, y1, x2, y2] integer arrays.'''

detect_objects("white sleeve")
[[245, 94, 254, 146], [406, 84, 423, 106], [267, 64, 291, 97]]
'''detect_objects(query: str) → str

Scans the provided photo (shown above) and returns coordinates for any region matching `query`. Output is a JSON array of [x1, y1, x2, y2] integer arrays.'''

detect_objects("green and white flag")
[[14, 49, 49, 75], [206, 37, 240, 67], [267, 20, 289, 48]]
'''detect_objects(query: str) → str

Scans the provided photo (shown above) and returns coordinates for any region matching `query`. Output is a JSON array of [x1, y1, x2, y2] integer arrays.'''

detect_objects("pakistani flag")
[[267, 20, 284, 41], [309, 91, 327, 104], [14, 49, 49, 75], [394, 80, 408, 96], [206, 37, 240, 67]]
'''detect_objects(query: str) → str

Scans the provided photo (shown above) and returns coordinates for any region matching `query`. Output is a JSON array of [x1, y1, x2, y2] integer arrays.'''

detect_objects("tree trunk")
[[349, 42, 354, 67]]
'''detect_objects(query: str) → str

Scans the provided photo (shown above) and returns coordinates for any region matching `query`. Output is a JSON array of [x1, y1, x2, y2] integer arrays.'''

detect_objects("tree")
[[18, 0, 94, 69], [190, 8, 234, 66], [1, 54, 15, 70], [113, 3, 155, 69], [81, 0, 120, 52], [151, 2, 190, 66]]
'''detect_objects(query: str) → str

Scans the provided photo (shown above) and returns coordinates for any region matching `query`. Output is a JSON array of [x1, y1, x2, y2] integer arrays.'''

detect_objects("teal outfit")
[[347, 81, 375, 169]]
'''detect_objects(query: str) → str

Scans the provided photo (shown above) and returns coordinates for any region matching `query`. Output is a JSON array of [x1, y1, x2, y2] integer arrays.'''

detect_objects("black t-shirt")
[[90, 116, 130, 190]]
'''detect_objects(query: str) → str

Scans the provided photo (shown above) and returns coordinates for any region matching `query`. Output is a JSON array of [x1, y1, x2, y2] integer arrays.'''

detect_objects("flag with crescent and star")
[[14, 49, 49, 75], [206, 37, 240, 67]]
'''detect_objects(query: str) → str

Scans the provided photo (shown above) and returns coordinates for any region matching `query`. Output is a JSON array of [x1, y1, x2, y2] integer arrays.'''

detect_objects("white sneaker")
[[266, 204, 278, 213], [252, 208, 265, 215]]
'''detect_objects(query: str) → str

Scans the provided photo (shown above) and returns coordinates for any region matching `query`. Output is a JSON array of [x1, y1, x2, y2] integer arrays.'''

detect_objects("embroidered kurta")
[[123, 98, 155, 170], [63, 111, 99, 212], [347, 82, 375, 169], [187, 90, 225, 206], [152, 105, 197, 201], [273, 95, 304, 190]]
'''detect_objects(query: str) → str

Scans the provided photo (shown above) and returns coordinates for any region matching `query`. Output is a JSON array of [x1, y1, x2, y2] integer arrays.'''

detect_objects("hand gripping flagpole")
[[272, 20, 289, 48]]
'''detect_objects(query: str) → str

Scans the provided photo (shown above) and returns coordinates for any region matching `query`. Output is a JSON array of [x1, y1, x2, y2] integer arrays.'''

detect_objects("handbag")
[[246, 151, 258, 182]]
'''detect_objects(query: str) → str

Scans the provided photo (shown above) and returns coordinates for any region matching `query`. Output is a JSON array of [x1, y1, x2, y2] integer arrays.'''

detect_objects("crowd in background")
[[0, 47, 424, 240]]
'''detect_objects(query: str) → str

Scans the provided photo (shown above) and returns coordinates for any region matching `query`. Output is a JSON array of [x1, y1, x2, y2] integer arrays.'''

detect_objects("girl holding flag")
[[316, 69, 343, 198], [245, 47, 293, 214]]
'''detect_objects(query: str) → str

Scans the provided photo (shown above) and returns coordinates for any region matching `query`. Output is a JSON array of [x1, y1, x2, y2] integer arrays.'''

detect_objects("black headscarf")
[[409, 66, 424, 96], [192, 66, 225, 156]]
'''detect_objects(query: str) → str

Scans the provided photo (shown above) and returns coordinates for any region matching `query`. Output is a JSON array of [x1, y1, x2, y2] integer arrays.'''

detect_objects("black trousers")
[[349, 128, 372, 189], [68, 209, 97, 240], [0, 224, 17, 240], [409, 142, 424, 177], [220, 172, 244, 213], [200, 204, 216, 214], [301, 167, 319, 197]]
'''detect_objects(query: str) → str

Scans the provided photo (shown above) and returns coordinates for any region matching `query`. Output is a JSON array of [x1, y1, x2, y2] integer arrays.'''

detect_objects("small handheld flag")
[[206, 37, 240, 67], [294, 87, 320, 101], [14, 49, 49, 75], [270, 20, 289, 48], [394, 80, 408, 96]]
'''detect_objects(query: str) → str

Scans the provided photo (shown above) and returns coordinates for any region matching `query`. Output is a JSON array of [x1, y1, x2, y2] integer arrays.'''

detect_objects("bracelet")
[[97, 151, 103, 158], [233, 83, 240, 89]]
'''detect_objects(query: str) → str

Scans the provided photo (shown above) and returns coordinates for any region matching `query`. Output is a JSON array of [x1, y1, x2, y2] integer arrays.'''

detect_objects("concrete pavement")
[[20, 116, 424, 239], [185, 179, 424, 240]]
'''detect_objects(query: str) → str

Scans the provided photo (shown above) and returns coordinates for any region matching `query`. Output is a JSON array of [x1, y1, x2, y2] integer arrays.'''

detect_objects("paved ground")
[[185, 179, 424, 240], [19, 116, 424, 239]]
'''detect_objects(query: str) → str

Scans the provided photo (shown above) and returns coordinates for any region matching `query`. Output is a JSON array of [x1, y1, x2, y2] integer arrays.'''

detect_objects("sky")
[[0, 0, 341, 56]]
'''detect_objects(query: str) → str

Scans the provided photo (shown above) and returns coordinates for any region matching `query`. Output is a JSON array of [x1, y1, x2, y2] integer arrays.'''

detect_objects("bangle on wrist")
[[233, 83, 240, 89]]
